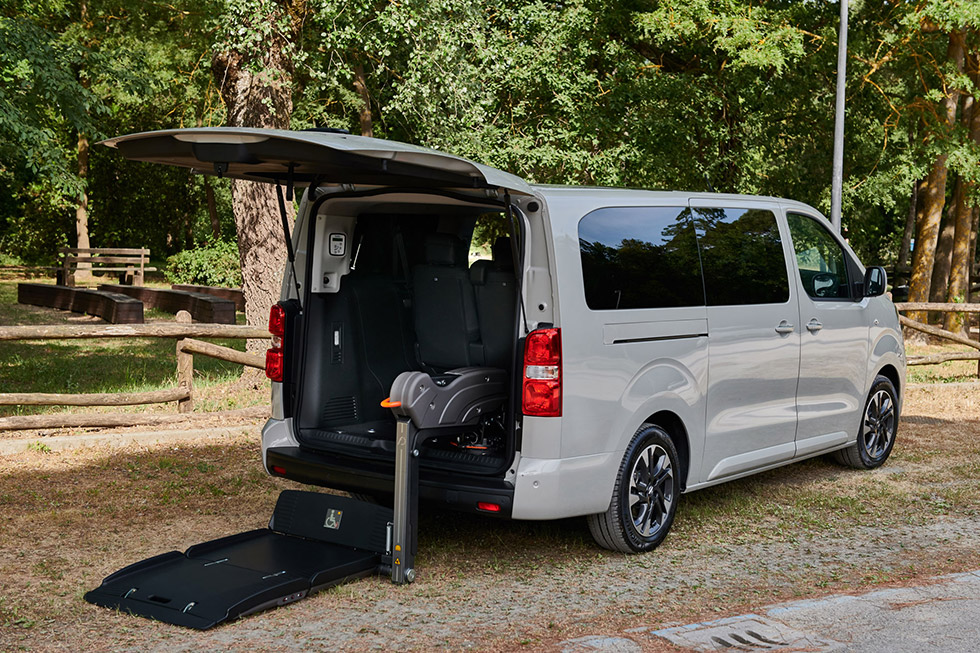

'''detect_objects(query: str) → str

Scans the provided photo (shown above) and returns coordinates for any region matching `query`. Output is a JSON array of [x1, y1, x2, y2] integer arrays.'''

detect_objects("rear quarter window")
[[578, 206, 704, 310], [693, 207, 790, 306]]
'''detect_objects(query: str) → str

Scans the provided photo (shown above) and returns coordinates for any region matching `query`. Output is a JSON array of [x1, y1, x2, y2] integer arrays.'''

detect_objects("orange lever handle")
[[380, 397, 401, 408]]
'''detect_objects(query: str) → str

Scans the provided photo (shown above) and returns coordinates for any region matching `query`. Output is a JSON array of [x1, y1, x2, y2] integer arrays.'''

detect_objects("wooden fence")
[[894, 302, 980, 371], [2, 303, 979, 432], [0, 311, 269, 431]]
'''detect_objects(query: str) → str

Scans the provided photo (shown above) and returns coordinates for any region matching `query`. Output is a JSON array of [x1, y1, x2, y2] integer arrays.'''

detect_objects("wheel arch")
[[876, 363, 901, 398], [641, 411, 691, 491]]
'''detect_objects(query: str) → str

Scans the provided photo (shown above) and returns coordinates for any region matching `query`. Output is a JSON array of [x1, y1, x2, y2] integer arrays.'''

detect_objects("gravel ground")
[[3, 383, 980, 651]]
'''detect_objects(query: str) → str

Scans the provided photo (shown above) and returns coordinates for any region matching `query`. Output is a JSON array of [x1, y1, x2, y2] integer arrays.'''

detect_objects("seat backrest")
[[471, 237, 517, 368], [412, 234, 482, 370]]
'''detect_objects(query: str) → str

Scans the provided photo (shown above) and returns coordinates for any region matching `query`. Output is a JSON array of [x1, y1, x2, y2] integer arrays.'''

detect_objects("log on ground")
[[0, 406, 269, 431], [0, 388, 189, 406]]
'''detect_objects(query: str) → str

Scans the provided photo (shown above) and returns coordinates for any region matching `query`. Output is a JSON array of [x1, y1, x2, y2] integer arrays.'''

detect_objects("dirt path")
[[2, 383, 979, 651]]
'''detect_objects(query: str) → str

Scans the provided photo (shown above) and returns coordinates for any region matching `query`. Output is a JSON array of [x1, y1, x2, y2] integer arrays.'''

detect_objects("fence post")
[[175, 310, 194, 413]]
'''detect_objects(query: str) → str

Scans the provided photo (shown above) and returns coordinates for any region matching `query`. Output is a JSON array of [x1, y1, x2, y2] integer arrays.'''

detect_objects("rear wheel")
[[588, 424, 680, 553], [833, 374, 898, 469]]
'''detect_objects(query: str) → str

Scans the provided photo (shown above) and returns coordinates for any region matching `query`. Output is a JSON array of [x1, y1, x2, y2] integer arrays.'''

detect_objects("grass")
[[0, 274, 265, 421], [906, 340, 980, 383]]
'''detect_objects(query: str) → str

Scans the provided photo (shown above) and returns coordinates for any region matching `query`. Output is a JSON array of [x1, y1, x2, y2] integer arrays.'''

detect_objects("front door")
[[692, 202, 801, 483], [784, 211, 870, 455]]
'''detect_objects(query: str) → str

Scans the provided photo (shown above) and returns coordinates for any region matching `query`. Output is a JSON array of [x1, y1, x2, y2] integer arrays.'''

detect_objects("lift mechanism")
[[85, 368, 506, 629]]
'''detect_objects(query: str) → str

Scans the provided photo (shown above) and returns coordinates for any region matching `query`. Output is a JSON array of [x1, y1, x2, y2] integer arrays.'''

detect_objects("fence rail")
[[0, 311, 269, 431], [894, 303, 980, 370], [0, 323, 268, 341]]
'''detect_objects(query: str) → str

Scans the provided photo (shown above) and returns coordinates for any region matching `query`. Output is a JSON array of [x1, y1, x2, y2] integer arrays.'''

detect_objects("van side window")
[[786, 213, 851, 299], [579, 206, 704, 310], [693, 207, 789, 306]]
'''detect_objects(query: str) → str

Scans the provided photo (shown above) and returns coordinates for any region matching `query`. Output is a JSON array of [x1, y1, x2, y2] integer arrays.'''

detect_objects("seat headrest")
[[470, 259, 491, 285], [424, 234, 461, 266], [492, 237, 514, 270]]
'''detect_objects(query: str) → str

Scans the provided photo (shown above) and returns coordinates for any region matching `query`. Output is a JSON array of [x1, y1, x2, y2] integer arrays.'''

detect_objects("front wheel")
[[587, 424, 680, 553], [833, 374, 898, 469]]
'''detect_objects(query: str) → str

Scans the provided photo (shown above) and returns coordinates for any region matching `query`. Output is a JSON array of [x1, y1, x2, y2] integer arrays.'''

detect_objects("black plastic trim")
[[612, 333, 708, 344], [267, 446, 514, 517]]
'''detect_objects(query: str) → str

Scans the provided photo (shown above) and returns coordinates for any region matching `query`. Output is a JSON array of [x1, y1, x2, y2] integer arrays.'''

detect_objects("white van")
[[106, 128, 905, 553]]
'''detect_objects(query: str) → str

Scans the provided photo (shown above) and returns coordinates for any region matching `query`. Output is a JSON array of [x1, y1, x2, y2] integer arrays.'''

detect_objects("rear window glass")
[[693, 207, 789, 306], [578, 206, 704, 310]]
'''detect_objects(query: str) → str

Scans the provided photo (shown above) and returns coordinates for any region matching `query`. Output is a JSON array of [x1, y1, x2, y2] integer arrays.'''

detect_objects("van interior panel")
[[293, 207, 520, 478]]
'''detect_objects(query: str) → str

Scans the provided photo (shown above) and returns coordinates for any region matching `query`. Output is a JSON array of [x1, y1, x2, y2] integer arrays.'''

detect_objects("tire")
[[587, 424, 681, 553], [833, 374, 899, 470]]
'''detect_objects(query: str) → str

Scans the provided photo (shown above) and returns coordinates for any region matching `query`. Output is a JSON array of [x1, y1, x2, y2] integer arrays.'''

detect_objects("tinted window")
[[694, 207, 789, 306], [786, 213, 851, 299], [579, 206, 704, 310]]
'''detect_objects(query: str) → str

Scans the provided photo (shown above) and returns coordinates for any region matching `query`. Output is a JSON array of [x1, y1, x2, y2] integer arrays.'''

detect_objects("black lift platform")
[[84, 491, 394, 629], [85, 417, 425, 629]]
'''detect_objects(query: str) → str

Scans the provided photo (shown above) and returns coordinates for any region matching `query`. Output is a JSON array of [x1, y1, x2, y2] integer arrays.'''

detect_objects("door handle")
[[774, 321, 794, 335], [806, 319, 823, 332]]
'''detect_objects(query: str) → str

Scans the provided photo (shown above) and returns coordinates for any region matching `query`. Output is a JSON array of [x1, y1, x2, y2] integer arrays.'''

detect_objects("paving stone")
[[559, 635, 642, 652], [651, 614, 845, 652]]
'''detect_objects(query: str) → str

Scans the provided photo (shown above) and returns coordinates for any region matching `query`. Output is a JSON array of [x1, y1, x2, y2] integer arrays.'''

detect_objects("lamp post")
[[830, 0, 848, 233]]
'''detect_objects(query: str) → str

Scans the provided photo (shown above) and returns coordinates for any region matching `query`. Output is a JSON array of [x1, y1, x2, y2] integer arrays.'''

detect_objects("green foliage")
[[165, 240, 242, 288], [0, 0, 230, 263], [2, 0, 979, 273]]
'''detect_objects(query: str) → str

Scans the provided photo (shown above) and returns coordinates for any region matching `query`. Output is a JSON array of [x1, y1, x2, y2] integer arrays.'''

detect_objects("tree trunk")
[[897, 180, 917, 273], [73, 0, 92, 283], [74, 131, 92, 283], [908, 30, 966, 324], [929, 202, 955, 305], [204, 175, 221, 242], [972, 205, 980, 300], [196, 116, 222, 243], [948, 55, 980, 329], [944, 174, 972, 335], [212, 0, 306, 357], [353, 60, 374, 137]]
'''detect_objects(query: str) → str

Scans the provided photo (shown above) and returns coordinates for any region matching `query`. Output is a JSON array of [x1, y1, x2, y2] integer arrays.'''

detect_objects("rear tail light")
[[266, 304, 286, 382], [477, 502, 501, 513], [522, 328, 561, 417]]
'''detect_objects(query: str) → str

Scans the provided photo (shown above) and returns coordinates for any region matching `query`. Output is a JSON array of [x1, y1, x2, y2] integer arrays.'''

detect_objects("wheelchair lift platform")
[[85, 416, 425, 630]]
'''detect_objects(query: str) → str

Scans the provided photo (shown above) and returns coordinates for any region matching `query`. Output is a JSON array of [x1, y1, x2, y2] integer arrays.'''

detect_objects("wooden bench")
[[18, 283, 144, 324], [99, 285, 236, 324], [59, 248, 156, 287], [170, 284, 245, 311]]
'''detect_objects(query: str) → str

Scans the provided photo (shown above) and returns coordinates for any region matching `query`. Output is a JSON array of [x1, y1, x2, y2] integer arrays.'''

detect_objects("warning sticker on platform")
[[323, 508, 343, 530]]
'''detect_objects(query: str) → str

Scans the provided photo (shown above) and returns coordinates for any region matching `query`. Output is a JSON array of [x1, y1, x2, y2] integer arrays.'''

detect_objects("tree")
[[908, 30, 966, 324], [212, 0, 307, 349], [945, 48, 980, 335], [1, 0, 227, 264]]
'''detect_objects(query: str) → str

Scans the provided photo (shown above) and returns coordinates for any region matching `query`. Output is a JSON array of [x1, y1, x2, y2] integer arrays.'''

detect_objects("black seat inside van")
[[412, 233, 484, 370], [471, 237, 518, 369]]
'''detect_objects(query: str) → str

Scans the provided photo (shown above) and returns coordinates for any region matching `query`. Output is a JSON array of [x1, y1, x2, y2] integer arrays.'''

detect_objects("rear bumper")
[[265, 446, 515, 517]]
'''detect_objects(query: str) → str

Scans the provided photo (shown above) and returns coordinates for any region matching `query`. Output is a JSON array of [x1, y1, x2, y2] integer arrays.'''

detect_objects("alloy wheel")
[[628, 443, 675, 538], [862, 389, 895, 460]]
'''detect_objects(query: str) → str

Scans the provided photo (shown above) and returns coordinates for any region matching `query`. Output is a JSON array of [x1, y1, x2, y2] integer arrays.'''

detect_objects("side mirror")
[[863, 266, 887, 297]]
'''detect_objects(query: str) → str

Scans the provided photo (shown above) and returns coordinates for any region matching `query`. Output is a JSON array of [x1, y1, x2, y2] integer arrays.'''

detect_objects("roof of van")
[[532, 184, 780, 203], [529, 185, 823, 215]]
